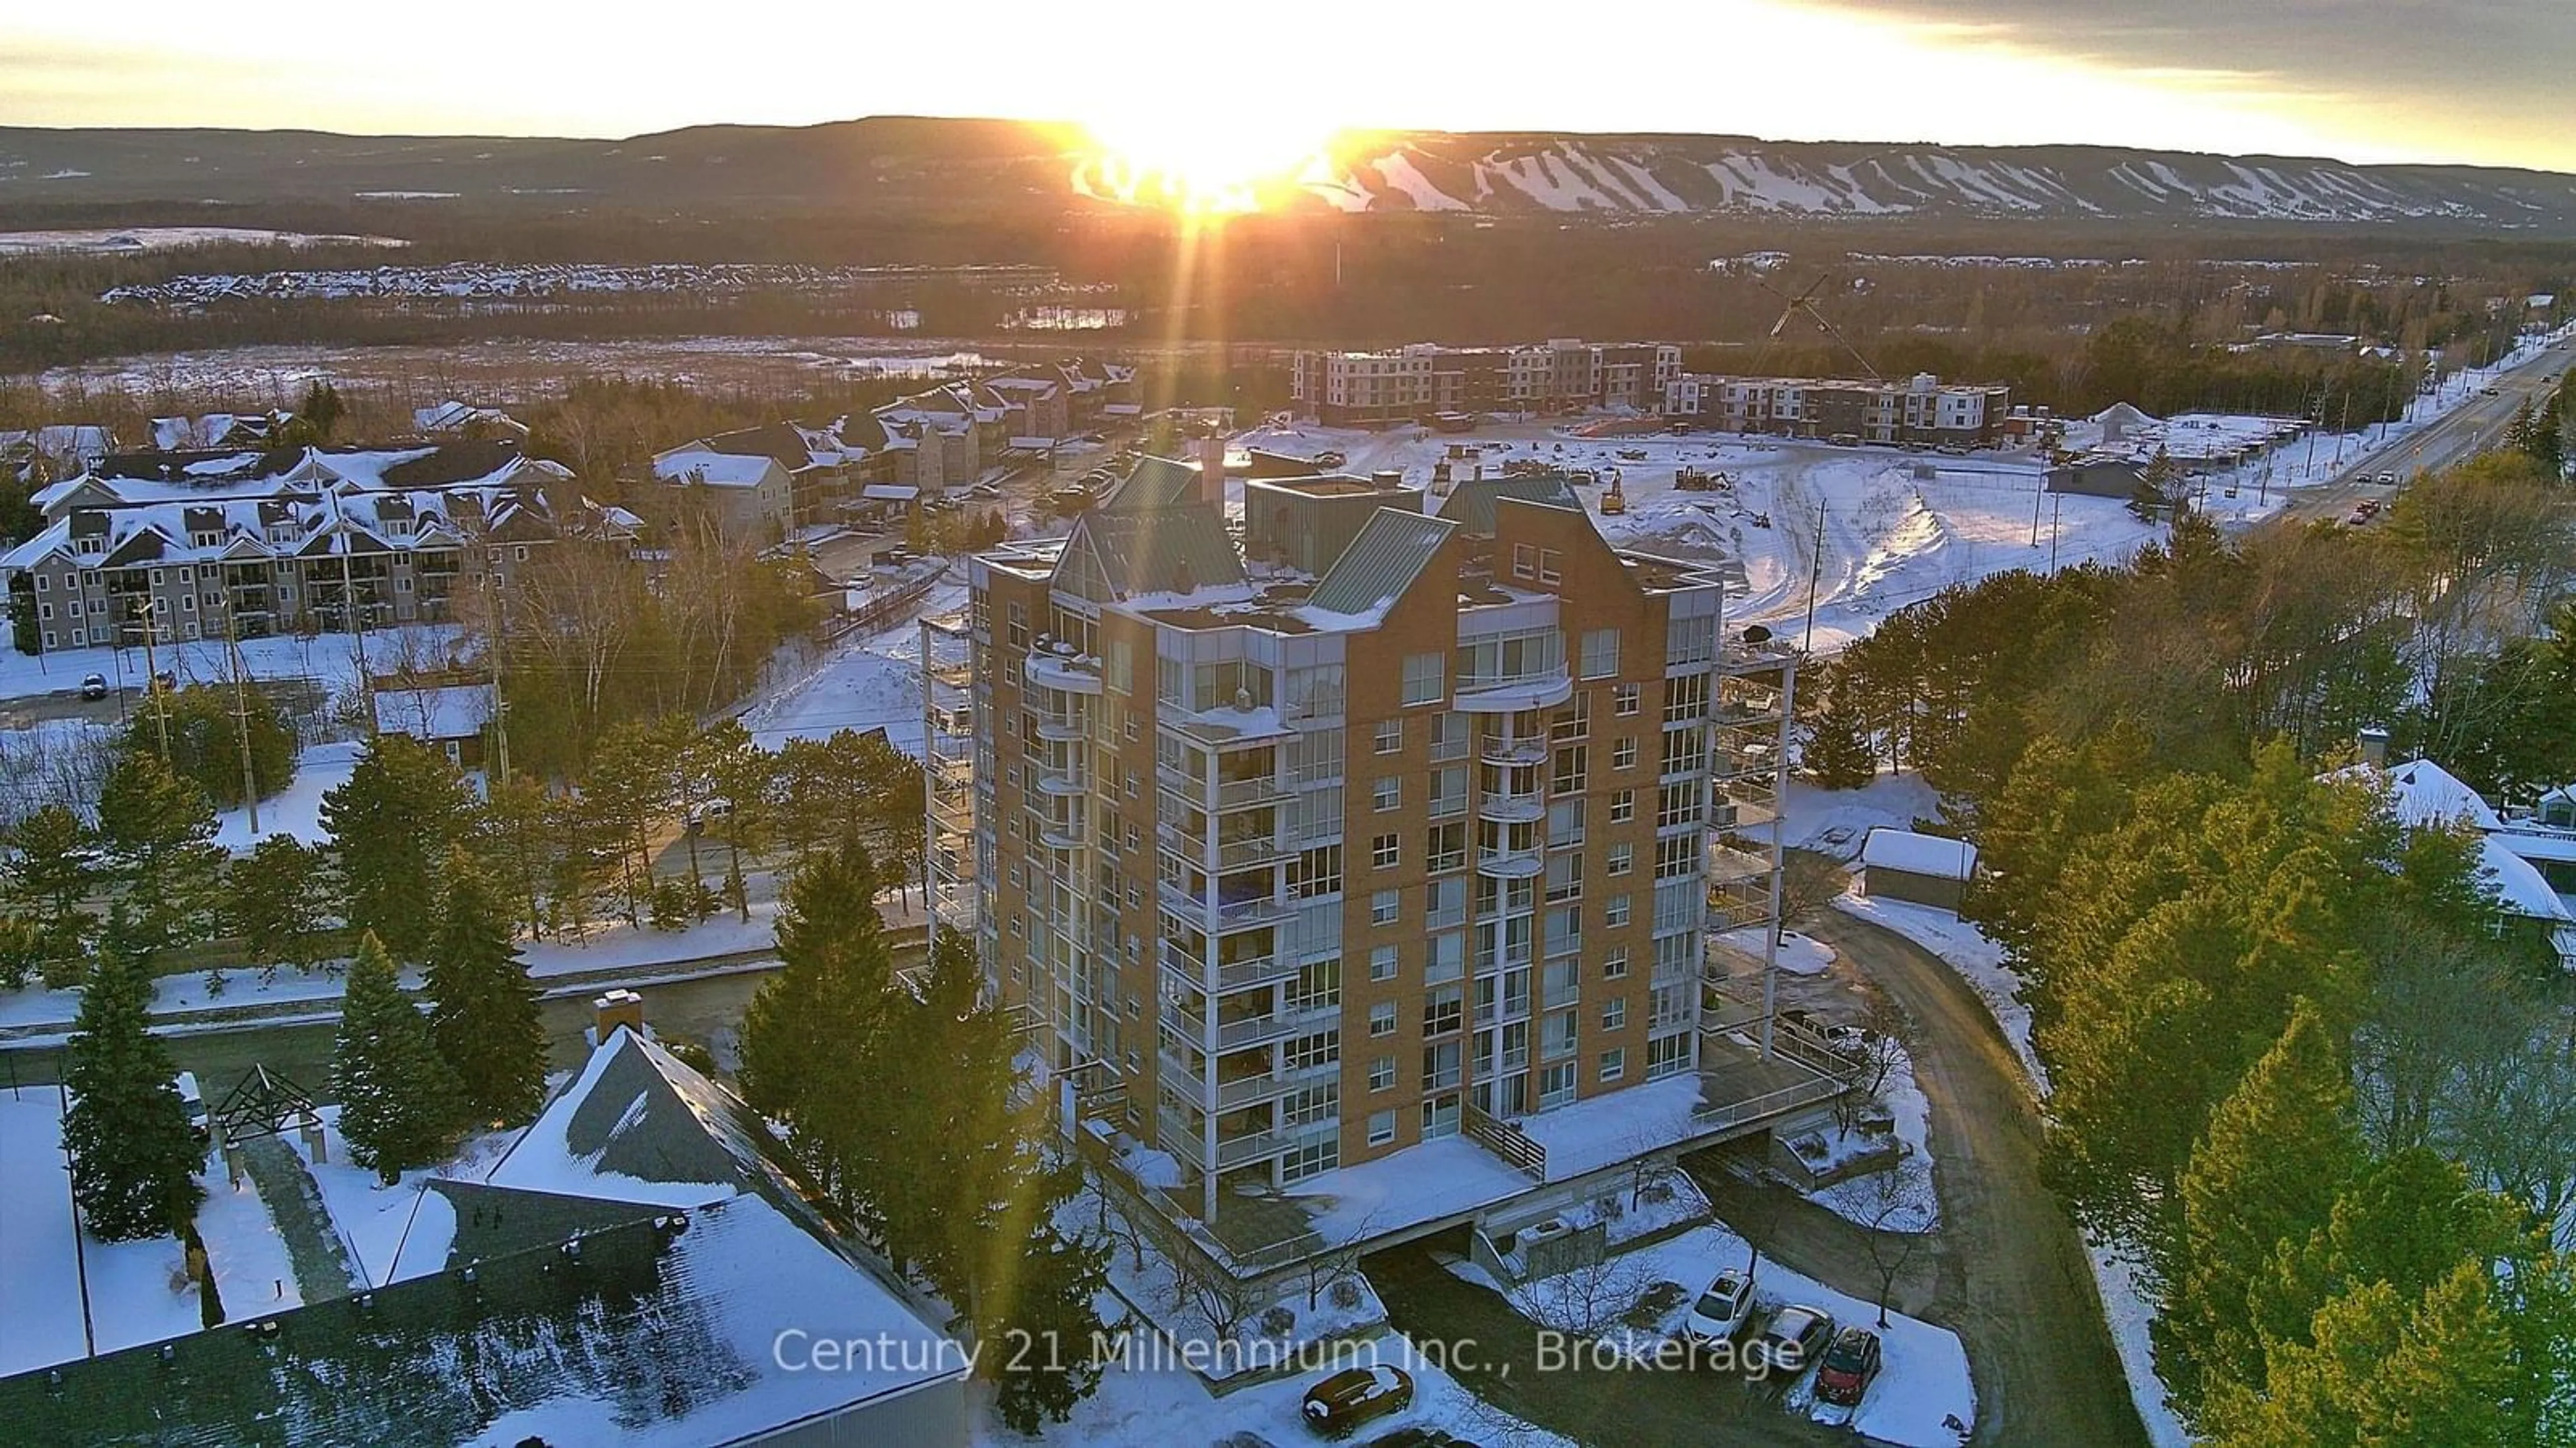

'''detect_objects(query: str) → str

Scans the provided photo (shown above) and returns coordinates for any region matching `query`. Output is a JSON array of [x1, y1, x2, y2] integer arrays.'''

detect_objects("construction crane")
[[1753, 272, 1884, 382]]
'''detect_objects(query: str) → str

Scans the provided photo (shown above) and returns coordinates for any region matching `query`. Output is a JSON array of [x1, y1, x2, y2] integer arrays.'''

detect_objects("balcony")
[[1478, 790, 1546, 825], [1160, 940, 1299, 995], [1205, 1059, 1341, 1112], [1028, 705, 1085, 743], [1214, 773, 1286, 810], [1157, 880, 1293, 932], [1452, 667, 1572, 714], [1025, 649, 1104, 696], [1477, 843, 1544, 878], [1036, 817, 1085, 851], [1214, 1128, 1297, 1169], [1214, 1002, 1338, 1051], [1034, 760, 1086, 796]]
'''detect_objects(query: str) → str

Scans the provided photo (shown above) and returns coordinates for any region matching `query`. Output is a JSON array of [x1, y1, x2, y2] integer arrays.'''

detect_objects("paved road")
[[1367, 1243, 1855, 1447], [1802, 911, 2147, 1448], [0, 969, 772, 1103], [2280, 331, 2574, 525]]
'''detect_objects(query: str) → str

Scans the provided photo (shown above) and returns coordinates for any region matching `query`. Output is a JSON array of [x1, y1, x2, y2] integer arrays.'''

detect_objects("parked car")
[[1682, 1268, 1755, 1345], [79, 673, 109, 701], [1749, 1304, 1835, 1380], [1815, 1326, 1883, 1406], [967, 482, 1002, 500], [2371, 470, 2400, 484], [1313, 450, 1348, 469], [1301, 1365, 1412, 1437]]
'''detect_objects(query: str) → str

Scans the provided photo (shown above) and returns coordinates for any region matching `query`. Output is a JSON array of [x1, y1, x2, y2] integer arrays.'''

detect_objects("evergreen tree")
[[321, 735, 480, 961], [985, 1157, 1112, 1435], [1801, 701, 1878, 790], [60, 943, 205, 1240], [738, 839, 898, 1222], [117, 684, 297, 809], [2201, 1265, 2519, 1448], [2161, 1000, 2364, 1415], [226, 835, 336, 980], [424, 849, 546, 1129], [296, 380, 345, 442], [582, 718, 672, 927], [332, 932, 458, 1183], [3, 802, 99, 978], [95, 746, 226, 960]]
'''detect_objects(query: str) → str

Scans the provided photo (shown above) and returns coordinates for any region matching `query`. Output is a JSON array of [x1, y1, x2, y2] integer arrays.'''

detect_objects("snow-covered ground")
[[1463, 1220, 1974, 1447], [735, 583, 962, 758], [0, 227, 407, 256], [1230, 417, 2165, 654], [211, 737, 358, 850], [0, 624, 453, 704], [2090, 1239, 2191, 1448], [0, 1088, 313, 1375], [1782, 773, 1943, 859], [1716, 924, 1835, 976], [1835, 892, 2043, 1093], [1803, 1041, 1938, 1235]]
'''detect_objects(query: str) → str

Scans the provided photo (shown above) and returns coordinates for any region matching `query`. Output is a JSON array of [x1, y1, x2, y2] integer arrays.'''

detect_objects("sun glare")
[[1079, 110, 1341, 213]]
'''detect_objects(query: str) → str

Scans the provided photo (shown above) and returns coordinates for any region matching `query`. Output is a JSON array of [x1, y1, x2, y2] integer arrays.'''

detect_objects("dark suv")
[[1300, 1365, 1412, 1437]]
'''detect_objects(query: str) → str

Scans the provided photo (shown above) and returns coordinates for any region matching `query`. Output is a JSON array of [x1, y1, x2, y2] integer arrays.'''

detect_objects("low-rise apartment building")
[[1662, 371, 2011, 446], [1293, 340, 1683, 425], [1, 442, 633, 654]]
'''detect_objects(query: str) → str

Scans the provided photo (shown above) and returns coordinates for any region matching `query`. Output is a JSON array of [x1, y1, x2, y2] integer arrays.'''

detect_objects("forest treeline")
[[1807, 444, 2576, 1443]]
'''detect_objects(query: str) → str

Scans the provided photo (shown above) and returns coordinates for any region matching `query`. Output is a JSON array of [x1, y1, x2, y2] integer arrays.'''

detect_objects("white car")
[[1682, 1268, 1754, 1344]]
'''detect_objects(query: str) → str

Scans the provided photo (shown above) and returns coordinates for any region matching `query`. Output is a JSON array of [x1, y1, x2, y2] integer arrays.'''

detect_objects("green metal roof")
[[1099, 454, 1205, 512], [1434, 473, 1581, 535], [1069, 503, 1248, 601], [1307, 509, 1458, 619]]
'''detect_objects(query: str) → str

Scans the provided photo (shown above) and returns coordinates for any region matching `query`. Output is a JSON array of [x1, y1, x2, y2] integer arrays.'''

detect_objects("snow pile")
[[1783, 774, 1943, 856], [736, 582, 963, 758]]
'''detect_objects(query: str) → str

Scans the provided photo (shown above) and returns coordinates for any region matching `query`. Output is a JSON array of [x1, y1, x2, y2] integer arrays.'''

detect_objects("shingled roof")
[[1057, 503, 1248, 603]]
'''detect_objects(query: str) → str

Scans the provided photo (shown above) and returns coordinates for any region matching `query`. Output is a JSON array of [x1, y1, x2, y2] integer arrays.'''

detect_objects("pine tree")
[[61, 943, 205, 1240], [2201, 1266, 2519, 1448], [95, 747, 225, 961], [985, 1157, 1112, 1434], [424, 849, 547, 1129], [226, 835, 336, 980], [1801, 701, 1878, 790], [739, 839, 898, 1221], [3, 802, 99, 978], [322, 735, 480, 961], [332, 932, 458, 1184], [2161, 999, 2364, 1416]]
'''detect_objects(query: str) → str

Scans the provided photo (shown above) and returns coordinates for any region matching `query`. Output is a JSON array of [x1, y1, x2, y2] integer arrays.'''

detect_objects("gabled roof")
[[1067, 503, 1247, 603], [2383, 758, 2504, 831], [1099, 454, 1205, 512], [694, 423, 828, 474], [1307, 509, 1458, 621], [373, 441, 529, 490], [653, 449, 784, 490], [1436, 473, 1580, 535]]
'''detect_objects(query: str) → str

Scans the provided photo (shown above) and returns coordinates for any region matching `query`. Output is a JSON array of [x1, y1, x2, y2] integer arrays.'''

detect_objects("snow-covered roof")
[[861, 484, 919, 501], [1861, 827, 1978, 880], [2373, 758, 2504, 831], [2479, 835, 2575, 923], [653, 449, 782, 489], [372, 684, 492, 742]]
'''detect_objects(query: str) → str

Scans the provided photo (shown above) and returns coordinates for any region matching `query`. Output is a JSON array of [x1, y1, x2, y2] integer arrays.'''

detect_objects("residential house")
[[0, 1019, 971, 1446], [2350, 753, 2576, 971], [412, 400, 531, 440]]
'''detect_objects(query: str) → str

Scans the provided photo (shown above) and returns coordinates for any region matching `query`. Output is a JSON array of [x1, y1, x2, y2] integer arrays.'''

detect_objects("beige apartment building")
[[929, 459, 1807, 1243]]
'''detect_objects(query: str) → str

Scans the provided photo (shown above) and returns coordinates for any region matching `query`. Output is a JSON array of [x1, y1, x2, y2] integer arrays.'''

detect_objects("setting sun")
[[1077, 109, 1345, 213]]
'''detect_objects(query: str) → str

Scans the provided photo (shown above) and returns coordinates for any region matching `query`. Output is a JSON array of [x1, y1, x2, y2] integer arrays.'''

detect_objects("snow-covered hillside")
[[1075, 134, 2576, 227]]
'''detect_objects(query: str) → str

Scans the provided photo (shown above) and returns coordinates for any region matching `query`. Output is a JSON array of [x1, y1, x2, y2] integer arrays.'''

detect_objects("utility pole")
[[136, 599, 171, 759], [227, 599, 260, 837], [2049, 490, 2063, 573], [1801, 501, 1827, 655], [485, 576, 510, 782]]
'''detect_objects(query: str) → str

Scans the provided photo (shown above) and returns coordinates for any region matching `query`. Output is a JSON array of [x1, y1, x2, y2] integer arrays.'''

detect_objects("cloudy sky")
[[3, 0, 2567, 172]]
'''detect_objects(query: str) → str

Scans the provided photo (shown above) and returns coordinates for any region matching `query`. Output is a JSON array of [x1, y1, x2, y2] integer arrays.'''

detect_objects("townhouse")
[[1291, 340, 1683, 425], [1662, 371, 2013, 446]]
